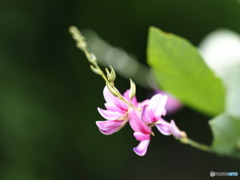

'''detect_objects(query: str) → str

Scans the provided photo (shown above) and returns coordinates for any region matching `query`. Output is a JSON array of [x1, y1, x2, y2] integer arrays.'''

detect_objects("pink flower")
[[96, 86, 137, 135], [169, 120, 185, 138], [128, 109, 152, 156], [96, 87, 185, 156], [127, 94, 168, 156], [154, 90, 182, 114], [141, 94, 184, 138], [141, 94, 171, 134], [96, 120, 125, 135]]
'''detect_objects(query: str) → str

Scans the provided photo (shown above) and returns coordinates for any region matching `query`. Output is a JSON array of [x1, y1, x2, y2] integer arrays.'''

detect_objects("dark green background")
[[0, 0, 240, 179]]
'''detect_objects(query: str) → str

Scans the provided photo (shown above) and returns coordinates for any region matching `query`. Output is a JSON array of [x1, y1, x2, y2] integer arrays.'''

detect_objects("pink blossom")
[[127, 94, 169, 156], [96, 87, 185, 156], [96, 86, 137, 135], [154, 90, 182, 114], [128, 109, 152, 156], [155, 120, 184, 139], [96, 120, 125, 135], [141, 94, 171, 134], [141, 94, 184, 139], [141, 94, 167, 123], [170, 120, 185, 138]]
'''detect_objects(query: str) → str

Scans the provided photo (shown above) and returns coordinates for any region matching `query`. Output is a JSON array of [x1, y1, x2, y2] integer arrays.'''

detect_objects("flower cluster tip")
[[96, 86, 186, 156]]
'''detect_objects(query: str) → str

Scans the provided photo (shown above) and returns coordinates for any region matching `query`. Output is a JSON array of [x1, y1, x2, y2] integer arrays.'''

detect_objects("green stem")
[[180, 137, 212, 153], [69, 26, 140, 112]]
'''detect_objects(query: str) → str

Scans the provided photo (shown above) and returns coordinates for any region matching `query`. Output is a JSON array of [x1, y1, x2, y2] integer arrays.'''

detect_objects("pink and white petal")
[[123, 89, 138, 107], [128, 110, 142, 132], [139, 99, 150, 108], [131, 96, 138, 107], [103, 86, 119, 105], [97, 108, 123, 120], [115, 98, 128, 111], [123, 89, 130, 101], [133, 140, 150, 156], [104, 103, 123, 113], [141, 105, 153, 124], [156, 120, 171, 136], [154, 90, 182, 114], [154, 95, 168, 118], [128, 109, 151, 134], [148, 94, 162, 112], [133, 132, 150, 141], [96, 120, 123, 135], [162, 108, 167, 116], [170, 120, 183, 138]]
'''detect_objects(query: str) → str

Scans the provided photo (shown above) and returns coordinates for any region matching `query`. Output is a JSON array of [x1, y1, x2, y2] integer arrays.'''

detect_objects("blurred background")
[[0, 0, 240, 179]]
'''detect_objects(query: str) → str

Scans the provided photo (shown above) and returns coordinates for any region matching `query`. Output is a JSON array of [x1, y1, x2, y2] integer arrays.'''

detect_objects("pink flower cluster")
[[96, 87, 185, 156]]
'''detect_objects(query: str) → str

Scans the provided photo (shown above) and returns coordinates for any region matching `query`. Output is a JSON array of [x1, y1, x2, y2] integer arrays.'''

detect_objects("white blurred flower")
[[199, 29, 240, 77]]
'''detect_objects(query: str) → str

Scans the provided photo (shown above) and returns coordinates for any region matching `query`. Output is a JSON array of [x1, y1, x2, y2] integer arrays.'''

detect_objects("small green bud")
[[69, 26, 85, 42], [106, 83, 118, 97], [90, 65, 101, 75], [86, 53, 97, 63], [129, 79, 136, 100], [77, 41, 87, 49], [69, 26, 78, 35], [89, 53, 96, 62], [105, 68, 110, 77], [105, 67, 116, 82], [110, 66, 116, 82]]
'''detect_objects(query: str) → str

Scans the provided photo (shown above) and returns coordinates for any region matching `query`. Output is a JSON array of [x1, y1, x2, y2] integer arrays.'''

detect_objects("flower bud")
[[90, 65, 101, 75], [106, 83, 118, 97], [105, 67, 116, 82], [77, 41, 87, 49], [110, 66, 116, 82], [86, 53, 97, 64], [129, 79, 136, 100], [105, 68, 111, 79]]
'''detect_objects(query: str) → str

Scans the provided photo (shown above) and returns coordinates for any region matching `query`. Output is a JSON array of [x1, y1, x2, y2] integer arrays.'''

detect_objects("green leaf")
[[209, 114, 240, 158], [147, 27, 225, 116]]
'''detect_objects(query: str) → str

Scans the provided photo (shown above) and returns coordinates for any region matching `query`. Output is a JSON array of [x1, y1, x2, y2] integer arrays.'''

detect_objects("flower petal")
[[134, 132, 150, 141], [133, 140, 150, 156], [96, 120, 123, 135], [141, 105, 153, 124], [148, 94, 161, 112], [170, 120, 183, 138], [115, 98, 128, 111], [103, 86, 118, 105], [154, 90, 182, 114], [128, 109, 151, 134], [123, 89, 138, 107], [139, 99, 150, 107], [156, 120, 171, 136], [97, 108, 123, 120], [104, 103, 123, 113], [150, 94, 168, 118], [103, 86, 128, 111]]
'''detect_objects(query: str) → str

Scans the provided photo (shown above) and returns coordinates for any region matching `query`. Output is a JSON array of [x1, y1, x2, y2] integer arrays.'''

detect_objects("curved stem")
[[179, 137, 213, 153], [69, 26, 140, 112]]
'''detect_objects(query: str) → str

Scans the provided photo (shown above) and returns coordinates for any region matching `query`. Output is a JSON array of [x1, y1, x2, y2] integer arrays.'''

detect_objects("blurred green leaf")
[[209, 114, 240, 158], [84, 30, 155, 90], [147, 26, 225, 116]]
